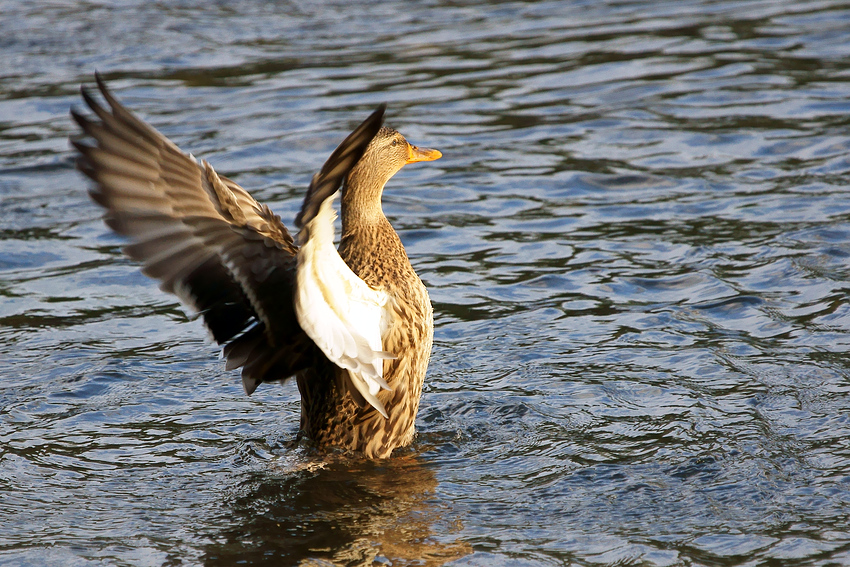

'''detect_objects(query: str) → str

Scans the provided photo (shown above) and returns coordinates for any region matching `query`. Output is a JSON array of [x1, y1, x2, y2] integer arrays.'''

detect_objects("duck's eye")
[[391, 139, 398, 147]]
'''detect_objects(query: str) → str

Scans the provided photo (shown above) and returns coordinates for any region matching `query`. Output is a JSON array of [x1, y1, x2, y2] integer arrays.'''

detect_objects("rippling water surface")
[[2, 1, 850, 565]]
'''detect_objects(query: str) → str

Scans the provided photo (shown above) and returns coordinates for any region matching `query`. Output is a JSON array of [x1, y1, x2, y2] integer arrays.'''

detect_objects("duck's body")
[[301, 210, 433, 457], [72, 76, 440, 458]]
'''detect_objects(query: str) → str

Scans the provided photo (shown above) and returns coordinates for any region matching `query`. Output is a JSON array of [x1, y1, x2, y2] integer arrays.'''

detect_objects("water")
[[2, 0, 850, 565]]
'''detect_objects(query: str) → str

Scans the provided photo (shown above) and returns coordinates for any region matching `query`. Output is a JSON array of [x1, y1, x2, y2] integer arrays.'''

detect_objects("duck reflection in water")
[[201, 452, 471, 566]]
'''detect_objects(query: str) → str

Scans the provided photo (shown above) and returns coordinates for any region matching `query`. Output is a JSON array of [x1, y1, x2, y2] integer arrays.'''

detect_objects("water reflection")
[[203, 453, 471, 566]]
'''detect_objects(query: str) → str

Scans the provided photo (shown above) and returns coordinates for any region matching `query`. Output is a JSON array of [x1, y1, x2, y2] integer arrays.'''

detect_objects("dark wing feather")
[[71, 74, 383, 394], [295, 103, 386, 228]]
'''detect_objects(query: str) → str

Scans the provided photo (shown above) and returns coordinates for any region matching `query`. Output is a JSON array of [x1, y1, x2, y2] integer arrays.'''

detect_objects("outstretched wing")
[[71, 73, 384, 395]]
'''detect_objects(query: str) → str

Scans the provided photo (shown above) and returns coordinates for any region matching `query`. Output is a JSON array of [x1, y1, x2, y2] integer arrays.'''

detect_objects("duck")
[[71, 74, 442, 458]]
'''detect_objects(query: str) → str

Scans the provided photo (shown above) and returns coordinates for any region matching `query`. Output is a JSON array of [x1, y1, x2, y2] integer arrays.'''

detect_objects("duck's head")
[[346, 126, 442, 192]]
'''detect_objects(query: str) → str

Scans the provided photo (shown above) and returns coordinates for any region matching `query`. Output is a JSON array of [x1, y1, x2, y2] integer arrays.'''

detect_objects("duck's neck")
[[339, 167, 414, 289], [340, 168, 388, 231]]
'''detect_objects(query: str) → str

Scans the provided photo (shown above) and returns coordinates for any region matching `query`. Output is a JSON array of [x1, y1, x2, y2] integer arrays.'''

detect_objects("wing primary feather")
[[295, 103, 386, 228]]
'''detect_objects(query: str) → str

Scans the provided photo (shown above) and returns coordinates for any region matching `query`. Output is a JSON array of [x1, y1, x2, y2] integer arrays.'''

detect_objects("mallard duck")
[[71, 75, 441, 458]]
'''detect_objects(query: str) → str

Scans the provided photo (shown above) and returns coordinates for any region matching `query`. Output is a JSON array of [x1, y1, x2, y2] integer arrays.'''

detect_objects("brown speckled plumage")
[[72, 75, 440, 459]]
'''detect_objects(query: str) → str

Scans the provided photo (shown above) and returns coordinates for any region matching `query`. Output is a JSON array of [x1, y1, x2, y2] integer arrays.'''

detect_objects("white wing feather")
[[295, 191, 394, 417]]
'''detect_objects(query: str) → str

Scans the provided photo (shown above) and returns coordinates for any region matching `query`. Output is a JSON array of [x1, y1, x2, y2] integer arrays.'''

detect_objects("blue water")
[[2, 0, 850, 565]]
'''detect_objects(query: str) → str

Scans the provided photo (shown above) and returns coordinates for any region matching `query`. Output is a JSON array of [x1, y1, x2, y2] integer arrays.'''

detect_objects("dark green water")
[[2, 0, 850, 565]]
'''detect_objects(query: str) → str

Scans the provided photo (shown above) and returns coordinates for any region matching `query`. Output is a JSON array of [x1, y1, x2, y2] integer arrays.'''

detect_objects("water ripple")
[[2, 0, 850, 565]]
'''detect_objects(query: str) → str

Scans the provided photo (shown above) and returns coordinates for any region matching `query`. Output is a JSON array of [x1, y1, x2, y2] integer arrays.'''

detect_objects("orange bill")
[[406, 144, 442, 163]]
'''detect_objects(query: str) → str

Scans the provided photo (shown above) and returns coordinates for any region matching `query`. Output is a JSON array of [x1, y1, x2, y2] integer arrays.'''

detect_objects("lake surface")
[[2, 0, 850, 565]]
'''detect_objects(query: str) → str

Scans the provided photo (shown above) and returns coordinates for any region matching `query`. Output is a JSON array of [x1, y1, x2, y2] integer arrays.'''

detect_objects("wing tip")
[[294, 104, 386, 229], [243, 374, 260, 395]]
